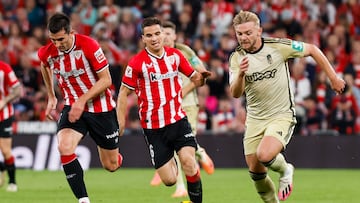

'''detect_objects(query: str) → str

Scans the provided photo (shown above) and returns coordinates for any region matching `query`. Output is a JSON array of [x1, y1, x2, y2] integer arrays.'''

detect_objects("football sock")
[[174, 153, 185, 189], [186, 169, 202, 203], [250, 171, 278, 203], [61, 154, 88, 199], [5, 156, 16, 184], [263, 153, 288, 176], [0, 161, 5, 171]]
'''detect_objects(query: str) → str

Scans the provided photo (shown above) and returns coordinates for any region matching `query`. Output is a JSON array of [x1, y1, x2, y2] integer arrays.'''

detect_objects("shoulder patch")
[[94, 48, 106, 63], [125, 66, 132, 78], [291, 41, 304, 52]]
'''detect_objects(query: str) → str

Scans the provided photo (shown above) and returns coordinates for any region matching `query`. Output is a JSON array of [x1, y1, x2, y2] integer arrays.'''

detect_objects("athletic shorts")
[[182, 105, 199, 135], [58, 106, 119, 150], [143, 117, 198, 169], [243, 115, 296, 155], [0, 117, 14, 138]]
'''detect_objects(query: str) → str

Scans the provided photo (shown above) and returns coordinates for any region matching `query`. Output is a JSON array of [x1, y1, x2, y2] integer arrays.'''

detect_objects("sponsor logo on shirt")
[[245, 69, 277, 82], [145, 63, 153, 68], [150, 71, 178, 82], [54, 69, 85, 79]]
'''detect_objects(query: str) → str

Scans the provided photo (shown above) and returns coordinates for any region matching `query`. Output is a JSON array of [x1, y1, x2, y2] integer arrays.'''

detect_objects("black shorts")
[[143, 117, 198, 169], [0, 117, 14, 138], [58, 106, 119, 150]]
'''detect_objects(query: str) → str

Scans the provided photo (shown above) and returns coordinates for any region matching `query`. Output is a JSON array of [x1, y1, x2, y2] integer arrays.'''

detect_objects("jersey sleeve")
[[2, 62, 19, 88], [175, 49, 195, 77], [121, 59, 138, 90], [273, 38, 306, 59], [37, 46, 50, 67], [228, 49, 243, 85], [176, 43, 203, 71], [82, 36, 109, 72]]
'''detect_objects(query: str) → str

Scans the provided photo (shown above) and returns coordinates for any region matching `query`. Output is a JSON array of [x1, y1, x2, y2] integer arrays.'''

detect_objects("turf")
[[0, 168, 359, 203]]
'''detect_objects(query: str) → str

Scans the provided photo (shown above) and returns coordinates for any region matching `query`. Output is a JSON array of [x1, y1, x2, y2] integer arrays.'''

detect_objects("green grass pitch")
[[0, 168, 359, 203]]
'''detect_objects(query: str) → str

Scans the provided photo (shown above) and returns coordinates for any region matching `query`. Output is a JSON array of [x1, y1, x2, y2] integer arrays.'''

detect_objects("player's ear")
[[258, 27, 263, 36]]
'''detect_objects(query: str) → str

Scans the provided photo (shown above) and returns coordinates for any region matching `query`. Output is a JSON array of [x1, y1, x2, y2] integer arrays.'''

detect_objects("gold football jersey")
[[229, 37, 306, 120], [176, 43, 204, 107]]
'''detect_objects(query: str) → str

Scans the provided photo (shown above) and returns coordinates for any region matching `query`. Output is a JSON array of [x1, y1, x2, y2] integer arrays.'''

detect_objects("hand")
[[0, 100, 5, 110], [200, 70, 212, 85], [68, 100, 85, 123], [45, 96, 58, 120], [200, 70, 212, 79], [239, 56, 249, 77], [118, 117, 126, 136], [330, 76, 346, 95]]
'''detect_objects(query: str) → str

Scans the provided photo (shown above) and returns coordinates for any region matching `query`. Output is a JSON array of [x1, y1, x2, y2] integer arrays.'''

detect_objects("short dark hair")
[[162, 20, 176, 30], [48, 13, 71, 34], [141, 17, 162, 34]]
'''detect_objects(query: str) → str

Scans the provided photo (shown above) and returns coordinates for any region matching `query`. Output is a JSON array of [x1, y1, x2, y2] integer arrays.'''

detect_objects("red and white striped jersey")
[[38, 34, 115, 113], [0, 61, 20, 121], [122, 47, 195, 129]]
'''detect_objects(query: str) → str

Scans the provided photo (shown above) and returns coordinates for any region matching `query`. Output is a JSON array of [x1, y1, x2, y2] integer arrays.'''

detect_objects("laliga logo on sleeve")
[[94, 48, 106, 63], [292, 41, 304, 52], [125, 67, 132, 77]]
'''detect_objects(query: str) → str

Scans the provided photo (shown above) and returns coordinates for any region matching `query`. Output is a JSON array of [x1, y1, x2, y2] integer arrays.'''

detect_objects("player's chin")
[[240, 43, 250, 49]]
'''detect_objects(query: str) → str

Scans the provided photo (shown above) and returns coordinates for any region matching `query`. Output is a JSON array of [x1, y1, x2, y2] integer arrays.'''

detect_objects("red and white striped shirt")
[[122, 47, 195, 129], [38, 34, 115, 113], [0, 61, 20, 121]]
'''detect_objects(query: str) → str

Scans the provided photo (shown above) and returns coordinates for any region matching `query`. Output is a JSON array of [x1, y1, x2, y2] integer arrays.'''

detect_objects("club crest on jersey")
[[168, 55, 175, 64], [94, 48, 106, 63], [267, 54, 273, 64]]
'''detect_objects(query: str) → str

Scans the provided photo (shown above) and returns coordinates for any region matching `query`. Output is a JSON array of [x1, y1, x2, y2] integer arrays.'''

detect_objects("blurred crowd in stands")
[[1, 0, 359, 136]]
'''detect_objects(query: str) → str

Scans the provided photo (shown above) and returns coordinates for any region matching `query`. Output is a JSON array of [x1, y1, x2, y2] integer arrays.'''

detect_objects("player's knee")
[[1, 150, 12, 159], [249, 171, 267, 181], [256, 150, 274, 164], [163, 178, 177, 186], [104, 165, 118, 172], [57, 144, 74, 155], [103, 161, 119, 172], [181, 159, 197, 174]]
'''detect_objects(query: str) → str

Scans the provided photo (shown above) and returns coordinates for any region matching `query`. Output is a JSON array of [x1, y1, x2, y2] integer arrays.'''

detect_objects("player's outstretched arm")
[[304, 43, 346, 94]]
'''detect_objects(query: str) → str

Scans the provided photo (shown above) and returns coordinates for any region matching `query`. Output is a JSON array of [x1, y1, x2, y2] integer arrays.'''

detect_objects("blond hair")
[[232, 10, 260, 27]]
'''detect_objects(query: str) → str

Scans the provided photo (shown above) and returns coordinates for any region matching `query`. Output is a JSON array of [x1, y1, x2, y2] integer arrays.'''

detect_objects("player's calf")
[[103, 153, 123, 172], [250, 171, 279, 203]]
